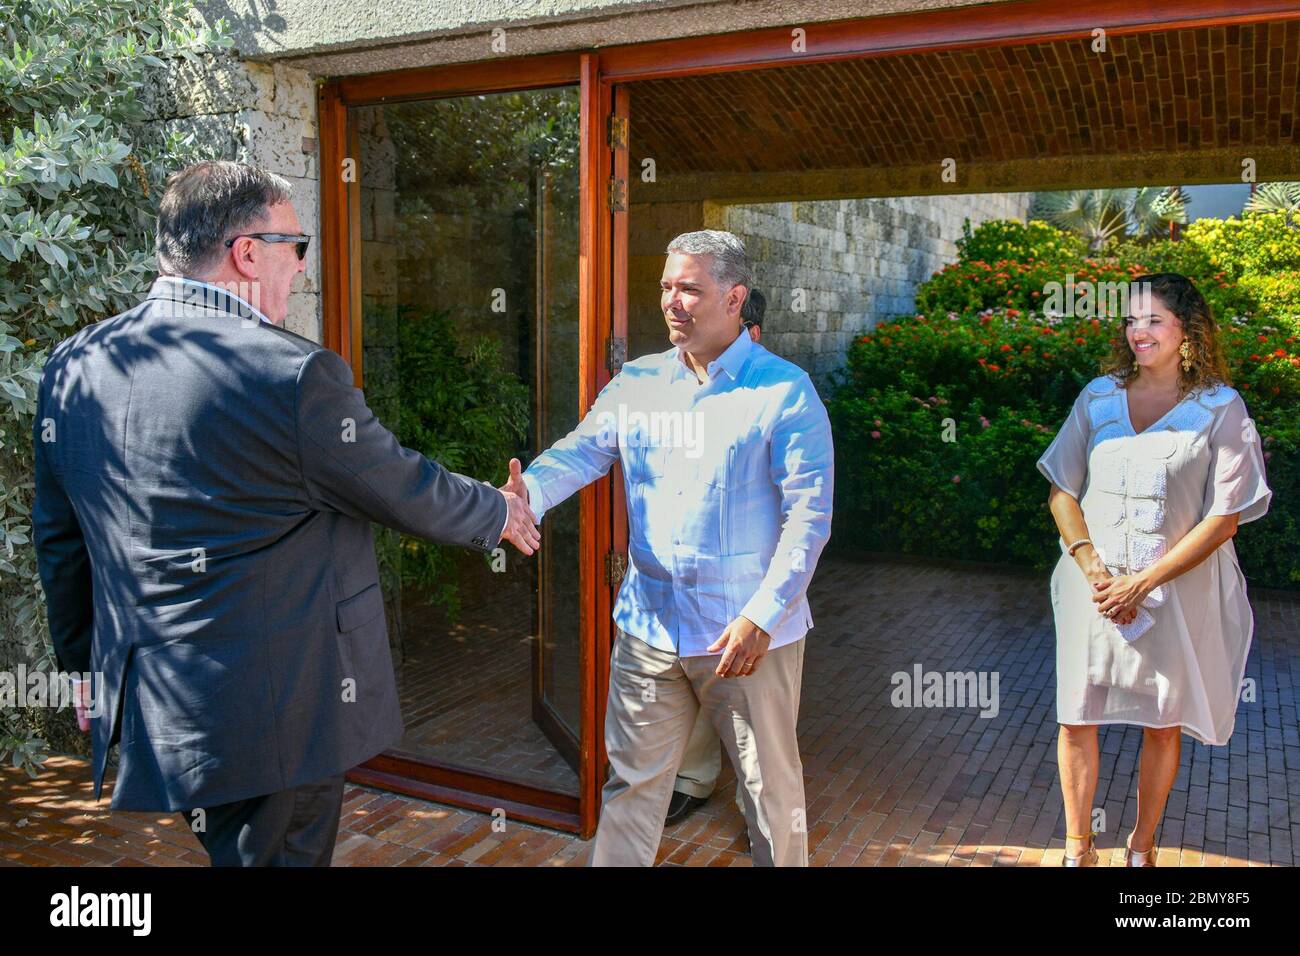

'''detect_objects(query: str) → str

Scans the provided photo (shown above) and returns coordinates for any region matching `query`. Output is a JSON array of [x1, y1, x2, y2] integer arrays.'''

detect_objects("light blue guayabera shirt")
[[522, 328, 834, 657]]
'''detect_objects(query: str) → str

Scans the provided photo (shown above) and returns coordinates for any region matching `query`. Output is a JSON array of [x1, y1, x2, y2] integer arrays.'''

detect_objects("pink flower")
[[979, 415, 990, 428], [871, 430, 882, 439], [952, 475, 962, 484]]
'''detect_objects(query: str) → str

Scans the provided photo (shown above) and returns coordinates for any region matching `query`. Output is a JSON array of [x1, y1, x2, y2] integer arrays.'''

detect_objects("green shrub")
[[955, 217, 1087, 266], [373, 307, 530, 621], [1185, 210, 1300, 281], [0, 0, 230, 772], [831, 216, 1300, 589], [1184, 211, 1300, 334]]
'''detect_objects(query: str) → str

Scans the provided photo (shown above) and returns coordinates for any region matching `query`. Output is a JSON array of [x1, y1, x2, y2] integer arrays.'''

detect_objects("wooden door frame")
[[316, 0, 1300, 839], [593, 0, 1300, 82], [318, 52, 613, 837]]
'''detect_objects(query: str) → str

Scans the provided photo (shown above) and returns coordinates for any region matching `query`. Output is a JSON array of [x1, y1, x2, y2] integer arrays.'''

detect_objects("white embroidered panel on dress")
[[1086, 375, 1117, 396], [1091, 455, 1128, 495], [1091, 422, 1126, 452], [1089, 493, 1126, 527], [1077, 379, 1236, 640], [1128, 458, 1168, 499], [1088, 394, 1124, 430], [1129, 497, 1165, 533], [1162, 400, 1214, 435], [1196, 383, 1237, 408]]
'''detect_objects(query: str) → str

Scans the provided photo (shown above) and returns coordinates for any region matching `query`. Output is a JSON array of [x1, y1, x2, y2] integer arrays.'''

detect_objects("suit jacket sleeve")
[[295, 347, 508, 552], [32, 380, 94, 674]]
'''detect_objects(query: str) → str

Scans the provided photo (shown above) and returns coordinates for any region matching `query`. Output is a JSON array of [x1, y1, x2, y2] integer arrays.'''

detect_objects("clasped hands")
[[1081, 552, 1154, 626], [498, 457, 541, 555]]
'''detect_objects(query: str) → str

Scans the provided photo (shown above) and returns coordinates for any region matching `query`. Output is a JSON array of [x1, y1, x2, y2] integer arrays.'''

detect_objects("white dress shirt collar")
[[673, 326, 752, 383], [147, 275, 273, 325]]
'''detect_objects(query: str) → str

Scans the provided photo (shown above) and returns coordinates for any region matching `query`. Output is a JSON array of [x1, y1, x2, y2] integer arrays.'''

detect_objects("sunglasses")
[[225, 232, 311, 260]]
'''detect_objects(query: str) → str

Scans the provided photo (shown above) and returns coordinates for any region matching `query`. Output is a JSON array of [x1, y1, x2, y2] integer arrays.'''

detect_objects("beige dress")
[[1036, 375, 1272, 745]]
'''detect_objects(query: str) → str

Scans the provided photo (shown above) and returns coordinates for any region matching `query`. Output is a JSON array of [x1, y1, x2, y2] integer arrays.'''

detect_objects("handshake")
[[497, 457, 541, 555]]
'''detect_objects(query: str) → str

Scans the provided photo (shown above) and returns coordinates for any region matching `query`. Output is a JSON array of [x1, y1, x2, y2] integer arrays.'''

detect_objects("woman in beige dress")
[[1036, 273, 1271, 867]]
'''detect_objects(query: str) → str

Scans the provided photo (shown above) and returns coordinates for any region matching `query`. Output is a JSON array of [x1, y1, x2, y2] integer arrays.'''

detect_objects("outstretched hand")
[[502, 457, 530, 500], [499, 457, 540, 555]]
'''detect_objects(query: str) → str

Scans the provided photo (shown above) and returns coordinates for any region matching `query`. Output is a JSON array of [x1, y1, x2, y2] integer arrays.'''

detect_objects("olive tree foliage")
[[0, 0, 230, 772]]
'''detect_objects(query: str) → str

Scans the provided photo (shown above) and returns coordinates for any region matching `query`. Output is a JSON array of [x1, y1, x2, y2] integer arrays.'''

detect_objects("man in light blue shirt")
[[503, 230, 833, 865]]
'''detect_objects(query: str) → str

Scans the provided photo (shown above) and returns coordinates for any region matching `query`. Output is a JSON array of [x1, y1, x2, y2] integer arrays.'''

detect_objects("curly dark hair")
[[1100, 272, 1231, 395]]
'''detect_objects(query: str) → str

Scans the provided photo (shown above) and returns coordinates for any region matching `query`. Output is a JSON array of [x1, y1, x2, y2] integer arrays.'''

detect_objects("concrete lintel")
[[195, 0, 993, 73]]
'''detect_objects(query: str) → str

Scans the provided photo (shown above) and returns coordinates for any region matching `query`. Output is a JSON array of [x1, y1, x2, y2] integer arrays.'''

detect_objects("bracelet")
[[1065, 537, 1092, 556]]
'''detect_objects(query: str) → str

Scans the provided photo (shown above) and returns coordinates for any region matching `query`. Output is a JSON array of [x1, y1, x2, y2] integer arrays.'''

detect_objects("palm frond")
[[1245, 181, 1300, 214]]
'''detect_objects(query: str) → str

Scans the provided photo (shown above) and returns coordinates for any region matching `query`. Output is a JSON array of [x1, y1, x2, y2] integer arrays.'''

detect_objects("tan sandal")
[[1123, 834, 1156, 867], [1063, 830, 1099, 867]]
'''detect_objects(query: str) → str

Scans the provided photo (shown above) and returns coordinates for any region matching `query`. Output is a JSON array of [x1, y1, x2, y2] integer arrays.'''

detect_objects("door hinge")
[[608, 115, 629, 150], [607, 176, 627, 212], [605, 550, 627, 586], [606, 335, 627, 373]]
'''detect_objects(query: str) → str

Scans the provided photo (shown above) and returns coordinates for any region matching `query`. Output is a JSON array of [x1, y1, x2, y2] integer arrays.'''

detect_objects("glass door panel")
[[350, 86, 582, 796]]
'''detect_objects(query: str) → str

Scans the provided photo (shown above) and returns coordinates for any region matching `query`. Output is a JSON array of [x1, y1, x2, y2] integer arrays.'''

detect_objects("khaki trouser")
[[674, 708, 747, 813], [674, 709, 723, 798], [589, 628, 808, 866]]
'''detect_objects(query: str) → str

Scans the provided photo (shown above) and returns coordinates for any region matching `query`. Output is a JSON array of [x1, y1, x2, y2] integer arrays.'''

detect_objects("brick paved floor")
[[3, 555, 1296, 866], [394, 560, 580, 795]]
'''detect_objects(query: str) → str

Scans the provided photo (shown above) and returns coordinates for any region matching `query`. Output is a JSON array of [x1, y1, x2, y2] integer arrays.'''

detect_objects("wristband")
[[1065, 537, 1093, 556]]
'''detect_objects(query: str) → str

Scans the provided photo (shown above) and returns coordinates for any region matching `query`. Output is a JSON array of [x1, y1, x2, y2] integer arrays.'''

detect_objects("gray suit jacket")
[[32, 276, 508, 811]]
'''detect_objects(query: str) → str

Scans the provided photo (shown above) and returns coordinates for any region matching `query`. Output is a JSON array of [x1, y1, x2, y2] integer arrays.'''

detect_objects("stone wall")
[[140, 54, 322, 342], [629, 192, 1033, 388], [627, 200, 706, 362]]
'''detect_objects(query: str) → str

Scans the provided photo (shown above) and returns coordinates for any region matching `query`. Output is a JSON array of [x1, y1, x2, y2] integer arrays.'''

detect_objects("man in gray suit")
[[32, 160, 540, 866]]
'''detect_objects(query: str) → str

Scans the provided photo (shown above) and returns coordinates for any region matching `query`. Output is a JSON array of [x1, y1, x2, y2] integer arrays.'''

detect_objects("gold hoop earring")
[[1179, 339, 1193, 372]]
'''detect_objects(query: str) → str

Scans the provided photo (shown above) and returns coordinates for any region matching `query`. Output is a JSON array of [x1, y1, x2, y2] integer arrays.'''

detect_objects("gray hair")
[[665, 229, 753, 293], [156, 161, 293, 276]]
